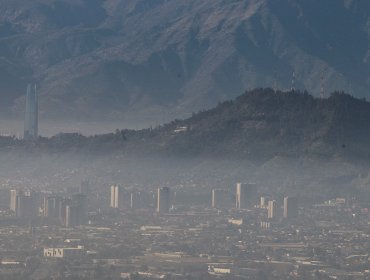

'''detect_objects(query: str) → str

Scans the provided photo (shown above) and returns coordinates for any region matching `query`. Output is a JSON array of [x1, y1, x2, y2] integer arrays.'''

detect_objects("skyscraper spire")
[[24, 84, 38, 140]]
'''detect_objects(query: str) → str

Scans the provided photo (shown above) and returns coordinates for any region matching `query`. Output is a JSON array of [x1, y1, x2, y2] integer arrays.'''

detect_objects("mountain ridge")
[[0, 0, 370, 124], [2, 88, 370, 164]]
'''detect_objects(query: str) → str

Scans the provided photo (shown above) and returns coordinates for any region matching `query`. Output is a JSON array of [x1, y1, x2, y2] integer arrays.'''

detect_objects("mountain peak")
[[0, 0, 369, 126]]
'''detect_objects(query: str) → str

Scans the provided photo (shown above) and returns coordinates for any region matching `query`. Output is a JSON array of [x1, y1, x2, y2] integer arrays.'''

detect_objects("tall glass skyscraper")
[[24, 84, 38, 140]]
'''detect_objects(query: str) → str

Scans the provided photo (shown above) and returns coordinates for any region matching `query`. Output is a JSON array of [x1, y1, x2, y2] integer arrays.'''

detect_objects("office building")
[[110, 185, 118, 208], [284, 196, 298, 219], [10, 189, 19, 212], [110, 185, 127, 209], [212, 189, 232, 209], [157, 187, 170, 214], [260, 196, 266, 208], [24, 84, 38, 140], [16, 193, 38, 219], [44, 196, 63, 221], [267, 200, 277, 219], [61, 194, 88, 227], [235, 183, 258, 209]]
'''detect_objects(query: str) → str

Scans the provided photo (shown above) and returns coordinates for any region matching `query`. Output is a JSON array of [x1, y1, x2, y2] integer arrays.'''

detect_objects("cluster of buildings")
[[0, 179, 369, 279], [2, 84, 368, 279], [9, 185, 88, 227]]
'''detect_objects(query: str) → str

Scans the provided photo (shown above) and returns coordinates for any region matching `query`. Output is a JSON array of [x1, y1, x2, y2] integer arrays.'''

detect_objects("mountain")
[[1, 0, 370, 124]]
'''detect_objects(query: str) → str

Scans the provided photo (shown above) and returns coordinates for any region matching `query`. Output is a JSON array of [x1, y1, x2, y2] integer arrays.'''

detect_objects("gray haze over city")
[[0, 1, 370, 280]]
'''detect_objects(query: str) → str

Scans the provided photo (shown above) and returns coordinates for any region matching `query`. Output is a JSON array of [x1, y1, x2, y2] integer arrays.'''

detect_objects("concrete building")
[[44, 246, 85, 258], [212, 189, 231, 209], [260, 196, 266, 208], [235, 183, 258, 209], [10, 189, 18, 212], [43, 196, 62, 221], [157, 187, 170, 213], [130, 192, 143, 210], [24, 84, 38, 140], [110, 185, 127, 209], [66, 194, 88, 227], [284, 196, 298, 219], [110, 185, 116, 208], [267, 200, 277, 219], [16, 193, 38, 219], [60, 194, 88, 227]]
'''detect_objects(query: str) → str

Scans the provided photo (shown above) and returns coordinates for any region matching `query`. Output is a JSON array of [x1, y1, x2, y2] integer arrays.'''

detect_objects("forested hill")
[[1, 88, 370, 161]]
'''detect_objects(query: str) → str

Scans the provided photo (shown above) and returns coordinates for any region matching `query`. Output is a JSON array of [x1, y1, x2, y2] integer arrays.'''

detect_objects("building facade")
[[24, 84, 38, 140]]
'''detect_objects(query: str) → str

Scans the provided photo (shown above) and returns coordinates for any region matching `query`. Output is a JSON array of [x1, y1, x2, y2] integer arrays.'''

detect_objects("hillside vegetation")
[[2, 89, 370, 162]]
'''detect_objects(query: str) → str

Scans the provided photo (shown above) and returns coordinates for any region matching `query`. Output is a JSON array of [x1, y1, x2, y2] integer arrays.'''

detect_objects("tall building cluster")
[[9, 189, 39, 220], [10, 186, 88, 227]]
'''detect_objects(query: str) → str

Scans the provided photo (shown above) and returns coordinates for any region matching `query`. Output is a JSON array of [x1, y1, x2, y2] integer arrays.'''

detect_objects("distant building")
[[130, 192, 142, 210], [157, 187, 170, 214], [267, 200, 277, 219], [228, 218, 243, 226], [284, 196, 298, 219], [60, 194, 88, 227], [235, 183, 258, 209], [16, 193, 38, 219], [79, 180, 89, 195], [44, 246, 85, 259], [68, 194, 87, 227], [43, 196, 63, 220], [260, 196, 266, 208], [24, 84, 38, 140], [110, 185, 127, 209], [110, 185, 120, 208], [10, 189, 18, 212], [212, 189, 231, 209]]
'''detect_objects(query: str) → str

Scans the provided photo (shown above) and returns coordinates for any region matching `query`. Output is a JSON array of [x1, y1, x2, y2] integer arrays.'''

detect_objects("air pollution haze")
[[0, 1, 369, 280]]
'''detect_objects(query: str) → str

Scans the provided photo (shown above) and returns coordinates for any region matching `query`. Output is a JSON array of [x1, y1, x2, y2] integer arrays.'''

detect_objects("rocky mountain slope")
[[0, 0, 370, 124]]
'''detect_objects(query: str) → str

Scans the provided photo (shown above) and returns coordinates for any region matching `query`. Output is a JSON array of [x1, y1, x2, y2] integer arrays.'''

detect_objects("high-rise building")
[[44, 196, 63, 220], [283, 196, 298, 219], [130, 192, 143, 210], [110, 185, 126, 209], [110, 185, 117, 208], [24, 84, 38, 140], [61, 194, 88, 227], [267, 200, 277, 219], [130, 191, 152, 210], [157, 187, 170, 214], [59, 198, 71, 226], [10, 189, 18, 212], [235, 183, 258, 209], [212, 189, 232, 209], [260, 196, 266, 208], [16, 193, 38, 219]]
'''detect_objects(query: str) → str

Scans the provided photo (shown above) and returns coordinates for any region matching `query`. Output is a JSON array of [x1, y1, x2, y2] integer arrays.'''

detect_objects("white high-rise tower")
[[24, 84, 38, 140]]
